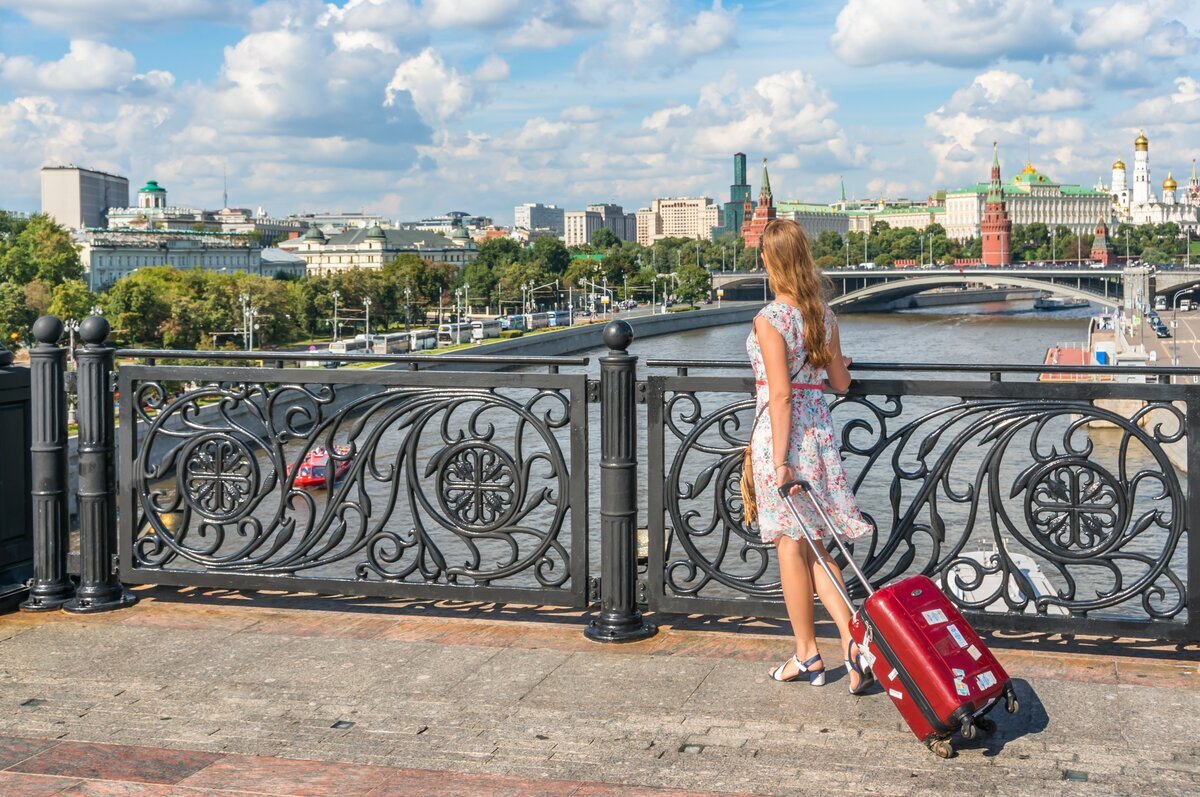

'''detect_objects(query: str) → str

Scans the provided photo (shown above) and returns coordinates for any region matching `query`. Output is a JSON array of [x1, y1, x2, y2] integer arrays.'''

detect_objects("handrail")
[[115, 349, 589, 366], [645, 358, 1200, 377]]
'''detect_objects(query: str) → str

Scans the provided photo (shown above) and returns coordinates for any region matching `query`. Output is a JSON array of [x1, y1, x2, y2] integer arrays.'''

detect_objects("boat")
[[289, 445, 351, 488], [946, 547, 1068, 616], [1033, 295, 1090, 311]]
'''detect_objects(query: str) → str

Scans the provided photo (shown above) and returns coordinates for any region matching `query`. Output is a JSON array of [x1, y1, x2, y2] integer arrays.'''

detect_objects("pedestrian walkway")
[[1, 587, 1197, 796]]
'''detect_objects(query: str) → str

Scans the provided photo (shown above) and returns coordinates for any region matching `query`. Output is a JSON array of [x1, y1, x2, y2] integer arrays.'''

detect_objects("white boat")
[[946, 548, 1068, 616], [1033, 295, 1090, 311]]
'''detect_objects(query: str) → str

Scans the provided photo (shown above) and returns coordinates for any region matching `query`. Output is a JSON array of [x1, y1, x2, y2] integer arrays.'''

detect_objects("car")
[[1156, 328, 1172, 339]]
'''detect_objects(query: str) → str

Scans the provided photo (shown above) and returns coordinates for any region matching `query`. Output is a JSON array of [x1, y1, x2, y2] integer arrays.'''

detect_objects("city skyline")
[[1, 0, 1199, 224]]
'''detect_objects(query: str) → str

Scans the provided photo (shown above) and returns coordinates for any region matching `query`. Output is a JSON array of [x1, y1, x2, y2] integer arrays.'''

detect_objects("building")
[[286, 212, 387, 233], [845, 203, 945, 234], [399, 211, 493, 235], [564, 204, 636, 247], [260, 247, 308, 279], [1105, 130, 1200, 232], [1090, 219, 1118, 266], [635, 197, 721, 245], [943, 159, 1110, 241], [722, 153, 752, 236], [106, 181, 306, 243], [40, 166, 129, 230], [980, 144, 1013, 267], [776, 201, 851, 236], [513, 203, 565, 235], [76, 228, 262, 291], [281, 223, 477, 276], [510, 227, 561, 244], [741, 159, 777, 249]]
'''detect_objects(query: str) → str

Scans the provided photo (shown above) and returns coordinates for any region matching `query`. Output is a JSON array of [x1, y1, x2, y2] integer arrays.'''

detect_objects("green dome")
[[365, 224, 387, 241], [450, 224, 469, 240], [303, 224, 326, 241], [138, 180, 166, 194]]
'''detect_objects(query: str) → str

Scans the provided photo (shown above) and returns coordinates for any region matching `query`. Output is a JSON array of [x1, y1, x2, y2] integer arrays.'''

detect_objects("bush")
[[668, 305, 697, 313], [499, 329, 524, 339]]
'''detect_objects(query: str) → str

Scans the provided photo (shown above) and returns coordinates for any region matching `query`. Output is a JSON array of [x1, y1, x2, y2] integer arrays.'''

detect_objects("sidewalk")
[[1, 587, 1197, 796]]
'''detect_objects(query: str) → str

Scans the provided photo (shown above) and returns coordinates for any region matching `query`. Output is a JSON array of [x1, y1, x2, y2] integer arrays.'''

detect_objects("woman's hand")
[[774, 463, 796, 491], [843, 355, 853, 369]]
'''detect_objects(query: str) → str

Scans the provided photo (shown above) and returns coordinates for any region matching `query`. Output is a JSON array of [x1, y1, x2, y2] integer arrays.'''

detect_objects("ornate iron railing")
[[646, 360, 1198, 640], [114, 354, 591, 606]]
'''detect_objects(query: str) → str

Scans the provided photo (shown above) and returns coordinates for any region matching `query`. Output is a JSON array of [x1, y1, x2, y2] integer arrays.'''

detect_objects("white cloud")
[[503, 17, 577, 49], [1129, 76, 1200, 124], [941, 70, 1089, 117], [472, 54, 510, 83], [385, 48, 478, 125], [831, 0, 1071, 67], [318, 0, 420, 32], [1, 40, 137, 93], [0, 0, 247, 35], [577, 0, 739, 75], [424, 0, 524, 28]]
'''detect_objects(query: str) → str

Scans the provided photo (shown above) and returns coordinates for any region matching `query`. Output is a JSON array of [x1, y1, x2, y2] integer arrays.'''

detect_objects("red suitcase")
[[779, 480, 1018, 758]]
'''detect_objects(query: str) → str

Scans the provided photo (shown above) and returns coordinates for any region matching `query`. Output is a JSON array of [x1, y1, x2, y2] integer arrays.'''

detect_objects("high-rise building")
[[635, 197, 721, 245], [723, 153, 752, 236], [40, 165, 129, 229], [564, 203, 635, 246], [980, 143, 1012, 267], [513, 203, 565, 235], [741, 159, 777, 249]]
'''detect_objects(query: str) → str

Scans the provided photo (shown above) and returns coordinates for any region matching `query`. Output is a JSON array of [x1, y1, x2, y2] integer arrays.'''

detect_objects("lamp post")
[[331, 289, 341, 342], [1051, 228, 1056, 264], [239, 292, 250, 346], [247, 307, 258, 351], [363, 296, 372, 343], [403, 287, 411, 334], [453, 288, 462, 344]]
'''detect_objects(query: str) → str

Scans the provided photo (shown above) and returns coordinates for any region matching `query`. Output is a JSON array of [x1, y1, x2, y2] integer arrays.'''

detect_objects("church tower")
[[1111, 156, 1128, 212], [740, 158, 777, 250], [1163, 172, 1178, 206], [1132, 129, 1152, 207], [980, 143, 1012, 267], [1188, 159, 1199, 207]]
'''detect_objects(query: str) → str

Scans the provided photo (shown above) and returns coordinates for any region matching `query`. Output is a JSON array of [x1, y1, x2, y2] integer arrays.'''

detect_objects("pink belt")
[[755, 380, 823, 391]]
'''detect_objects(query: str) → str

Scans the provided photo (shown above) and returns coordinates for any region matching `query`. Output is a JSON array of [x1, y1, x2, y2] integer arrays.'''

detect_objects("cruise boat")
[[946, 547, 1068, 616], [289, 445, 351, 488], [1033, 295, 1090, 311]]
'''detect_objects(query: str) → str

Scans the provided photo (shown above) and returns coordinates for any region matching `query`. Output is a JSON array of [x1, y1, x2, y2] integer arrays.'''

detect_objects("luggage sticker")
[[952, 668, 965, 679], [921, 608, 948, 625], [888, 688, 904, 700], [887, 668, 897, 681], [954, 680, 970, 697], [966, 644, 982, 661], [946, 624, 968, 648], [975, 671, 997, 691]]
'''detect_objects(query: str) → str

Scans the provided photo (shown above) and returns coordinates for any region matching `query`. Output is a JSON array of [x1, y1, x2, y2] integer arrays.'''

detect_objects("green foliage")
[[0, 282, 35, 346], [590, 228, 620, 249], [499, 329, 523, 339], [530, 236, 571, 275], [673, 263, 711, 305], [48, 280, 98, 320], [0, 214, 82, 285]]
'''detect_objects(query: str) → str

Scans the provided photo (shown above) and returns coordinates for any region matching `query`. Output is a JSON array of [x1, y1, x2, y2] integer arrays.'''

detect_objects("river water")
[[141, 299, 1187, 625]]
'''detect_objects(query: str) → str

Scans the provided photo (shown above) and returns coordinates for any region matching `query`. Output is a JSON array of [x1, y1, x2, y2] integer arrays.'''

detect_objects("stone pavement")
[[1, 587, 1198, 797]]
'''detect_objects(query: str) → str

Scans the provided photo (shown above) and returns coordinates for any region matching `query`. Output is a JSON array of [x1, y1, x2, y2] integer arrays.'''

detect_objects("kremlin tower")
[[1090, 219, 1118, 266], [980, 143, 1013, 267], [740, 158, 777, 250]]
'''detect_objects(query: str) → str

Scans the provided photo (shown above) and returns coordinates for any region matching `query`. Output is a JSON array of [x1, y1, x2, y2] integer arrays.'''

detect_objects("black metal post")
[[21, 316, 74, 611], [64, 316, 137, 614], [586, 320, 656, 642]]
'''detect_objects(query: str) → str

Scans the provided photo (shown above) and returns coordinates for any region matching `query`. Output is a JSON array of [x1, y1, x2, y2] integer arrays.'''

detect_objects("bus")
[[471, 319, 502, 342], [436, 322, 474, 346], [328, 338, 368, 354], [498, 314, 526, 331], [408, 329, 437, 351], [524, 311, 554, 331], [369, 332, 410, 355]]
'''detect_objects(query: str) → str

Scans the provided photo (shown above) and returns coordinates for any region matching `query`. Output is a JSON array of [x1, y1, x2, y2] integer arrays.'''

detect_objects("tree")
[[674, 263, 711, 305], [48, 280, 98, 320], [0, 282, 35, 346], [530, 236, 571, 276], [474, 237, 523, 271], [591, 228, 620, 249], [383, 256, 453, 321], [0, 214, 82, 285]]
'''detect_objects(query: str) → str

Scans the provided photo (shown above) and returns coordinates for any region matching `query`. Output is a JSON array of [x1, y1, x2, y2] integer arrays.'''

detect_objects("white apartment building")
[[40, 166, 129, 230], [281, 224, 477, 276], [77, 229, 262, 291], [514, 203, 565, 235], [564, 204, 636, 246], [635, 197, 721, 245]]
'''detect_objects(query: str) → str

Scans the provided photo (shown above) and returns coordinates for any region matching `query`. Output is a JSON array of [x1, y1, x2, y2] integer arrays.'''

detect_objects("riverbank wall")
[[851, 287, 1040, 313]]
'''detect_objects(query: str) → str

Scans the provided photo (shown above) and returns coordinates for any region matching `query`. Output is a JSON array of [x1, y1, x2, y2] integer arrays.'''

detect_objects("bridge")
[[711, 265, 1200, 310]]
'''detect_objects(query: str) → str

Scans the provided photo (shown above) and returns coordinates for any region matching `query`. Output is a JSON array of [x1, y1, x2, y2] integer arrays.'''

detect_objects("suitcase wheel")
[[928, 738, 955, 759], [976, 717, 997, 735], [959, 721, 977, 741], [1004, 688, 1019, 714]]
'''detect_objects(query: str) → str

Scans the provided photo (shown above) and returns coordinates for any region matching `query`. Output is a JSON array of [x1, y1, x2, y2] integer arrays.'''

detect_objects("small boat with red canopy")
[[289, 445, 351, 488]]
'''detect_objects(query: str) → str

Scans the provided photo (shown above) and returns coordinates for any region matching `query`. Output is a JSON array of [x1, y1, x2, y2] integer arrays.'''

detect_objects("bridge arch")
[[830, 273, 1119, 311]]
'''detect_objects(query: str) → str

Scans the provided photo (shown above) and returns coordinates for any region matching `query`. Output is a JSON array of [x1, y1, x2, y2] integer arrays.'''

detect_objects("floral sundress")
[[746, 302, 872, 544]]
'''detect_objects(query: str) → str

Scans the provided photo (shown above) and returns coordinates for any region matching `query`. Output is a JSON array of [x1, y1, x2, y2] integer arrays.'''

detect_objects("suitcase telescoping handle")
[[777, 479, 876, 614]]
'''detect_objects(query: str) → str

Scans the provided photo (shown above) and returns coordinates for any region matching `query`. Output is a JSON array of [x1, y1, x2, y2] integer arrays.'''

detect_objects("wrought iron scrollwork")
[[655, 378, 1188, 629], [129, 378, 579, 595]]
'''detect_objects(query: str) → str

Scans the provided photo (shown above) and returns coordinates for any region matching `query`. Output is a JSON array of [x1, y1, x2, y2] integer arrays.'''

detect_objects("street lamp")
[[246, 306, 259, 351], [331, 289, 341, 343], [1051, 228, 1056, 264], [453, 288, 463, 344], [64, 319, 80, 367], [363, 296, 372, 343], [403, 286, 412, 334], [239, 292, 250, 346]]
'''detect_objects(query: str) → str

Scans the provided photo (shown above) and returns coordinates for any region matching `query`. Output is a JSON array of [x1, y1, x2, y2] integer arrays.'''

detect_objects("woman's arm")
[[824, 315, 853, 393], [754, 316, 794, 487]]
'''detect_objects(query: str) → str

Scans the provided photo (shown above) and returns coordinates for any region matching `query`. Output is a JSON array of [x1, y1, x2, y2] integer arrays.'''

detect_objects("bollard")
[[21, 316, 74, 611], [64, 316, 137, 614], [585, 320, 656, 642]]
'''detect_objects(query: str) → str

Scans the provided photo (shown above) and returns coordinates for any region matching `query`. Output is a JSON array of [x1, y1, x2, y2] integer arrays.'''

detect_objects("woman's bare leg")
[[773, 535, 821, 678], [804, 538, 865, 689]]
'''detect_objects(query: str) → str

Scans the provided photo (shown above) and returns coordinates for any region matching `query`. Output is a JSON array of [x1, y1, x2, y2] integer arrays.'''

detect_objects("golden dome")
[[1021, 161, 1037, 174], [1163, 172, 1177, 191], [1112, 158, 1126, 170], [1135, 129, 1149, 150]]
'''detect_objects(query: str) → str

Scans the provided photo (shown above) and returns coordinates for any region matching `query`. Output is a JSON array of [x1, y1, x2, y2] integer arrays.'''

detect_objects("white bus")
[[471, 319, 502, 342], [408, 329, 437, 350], [524, 311, 554, 331], [499, 314, 526, 331], [369, 332, 410, 355], [1155, 296, 1168, 311], [328, 338, 368, 354], [437, 322, 474, 346]]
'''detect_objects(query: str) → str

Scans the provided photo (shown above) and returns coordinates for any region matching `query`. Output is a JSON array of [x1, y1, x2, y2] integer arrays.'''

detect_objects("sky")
[[1, 0, 1198, 225]]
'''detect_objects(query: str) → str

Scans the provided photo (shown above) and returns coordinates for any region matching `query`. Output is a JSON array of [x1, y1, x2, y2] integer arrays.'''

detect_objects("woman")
[[746, 218, 874, 694]]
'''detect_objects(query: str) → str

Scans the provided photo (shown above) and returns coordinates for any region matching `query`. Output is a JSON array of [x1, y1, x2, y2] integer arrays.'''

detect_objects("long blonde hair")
[[760, 219, 833, 368]]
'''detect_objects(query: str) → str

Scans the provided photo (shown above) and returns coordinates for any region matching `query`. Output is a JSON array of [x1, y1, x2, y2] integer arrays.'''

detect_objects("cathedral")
[[1104, 129, 1200, 232]]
